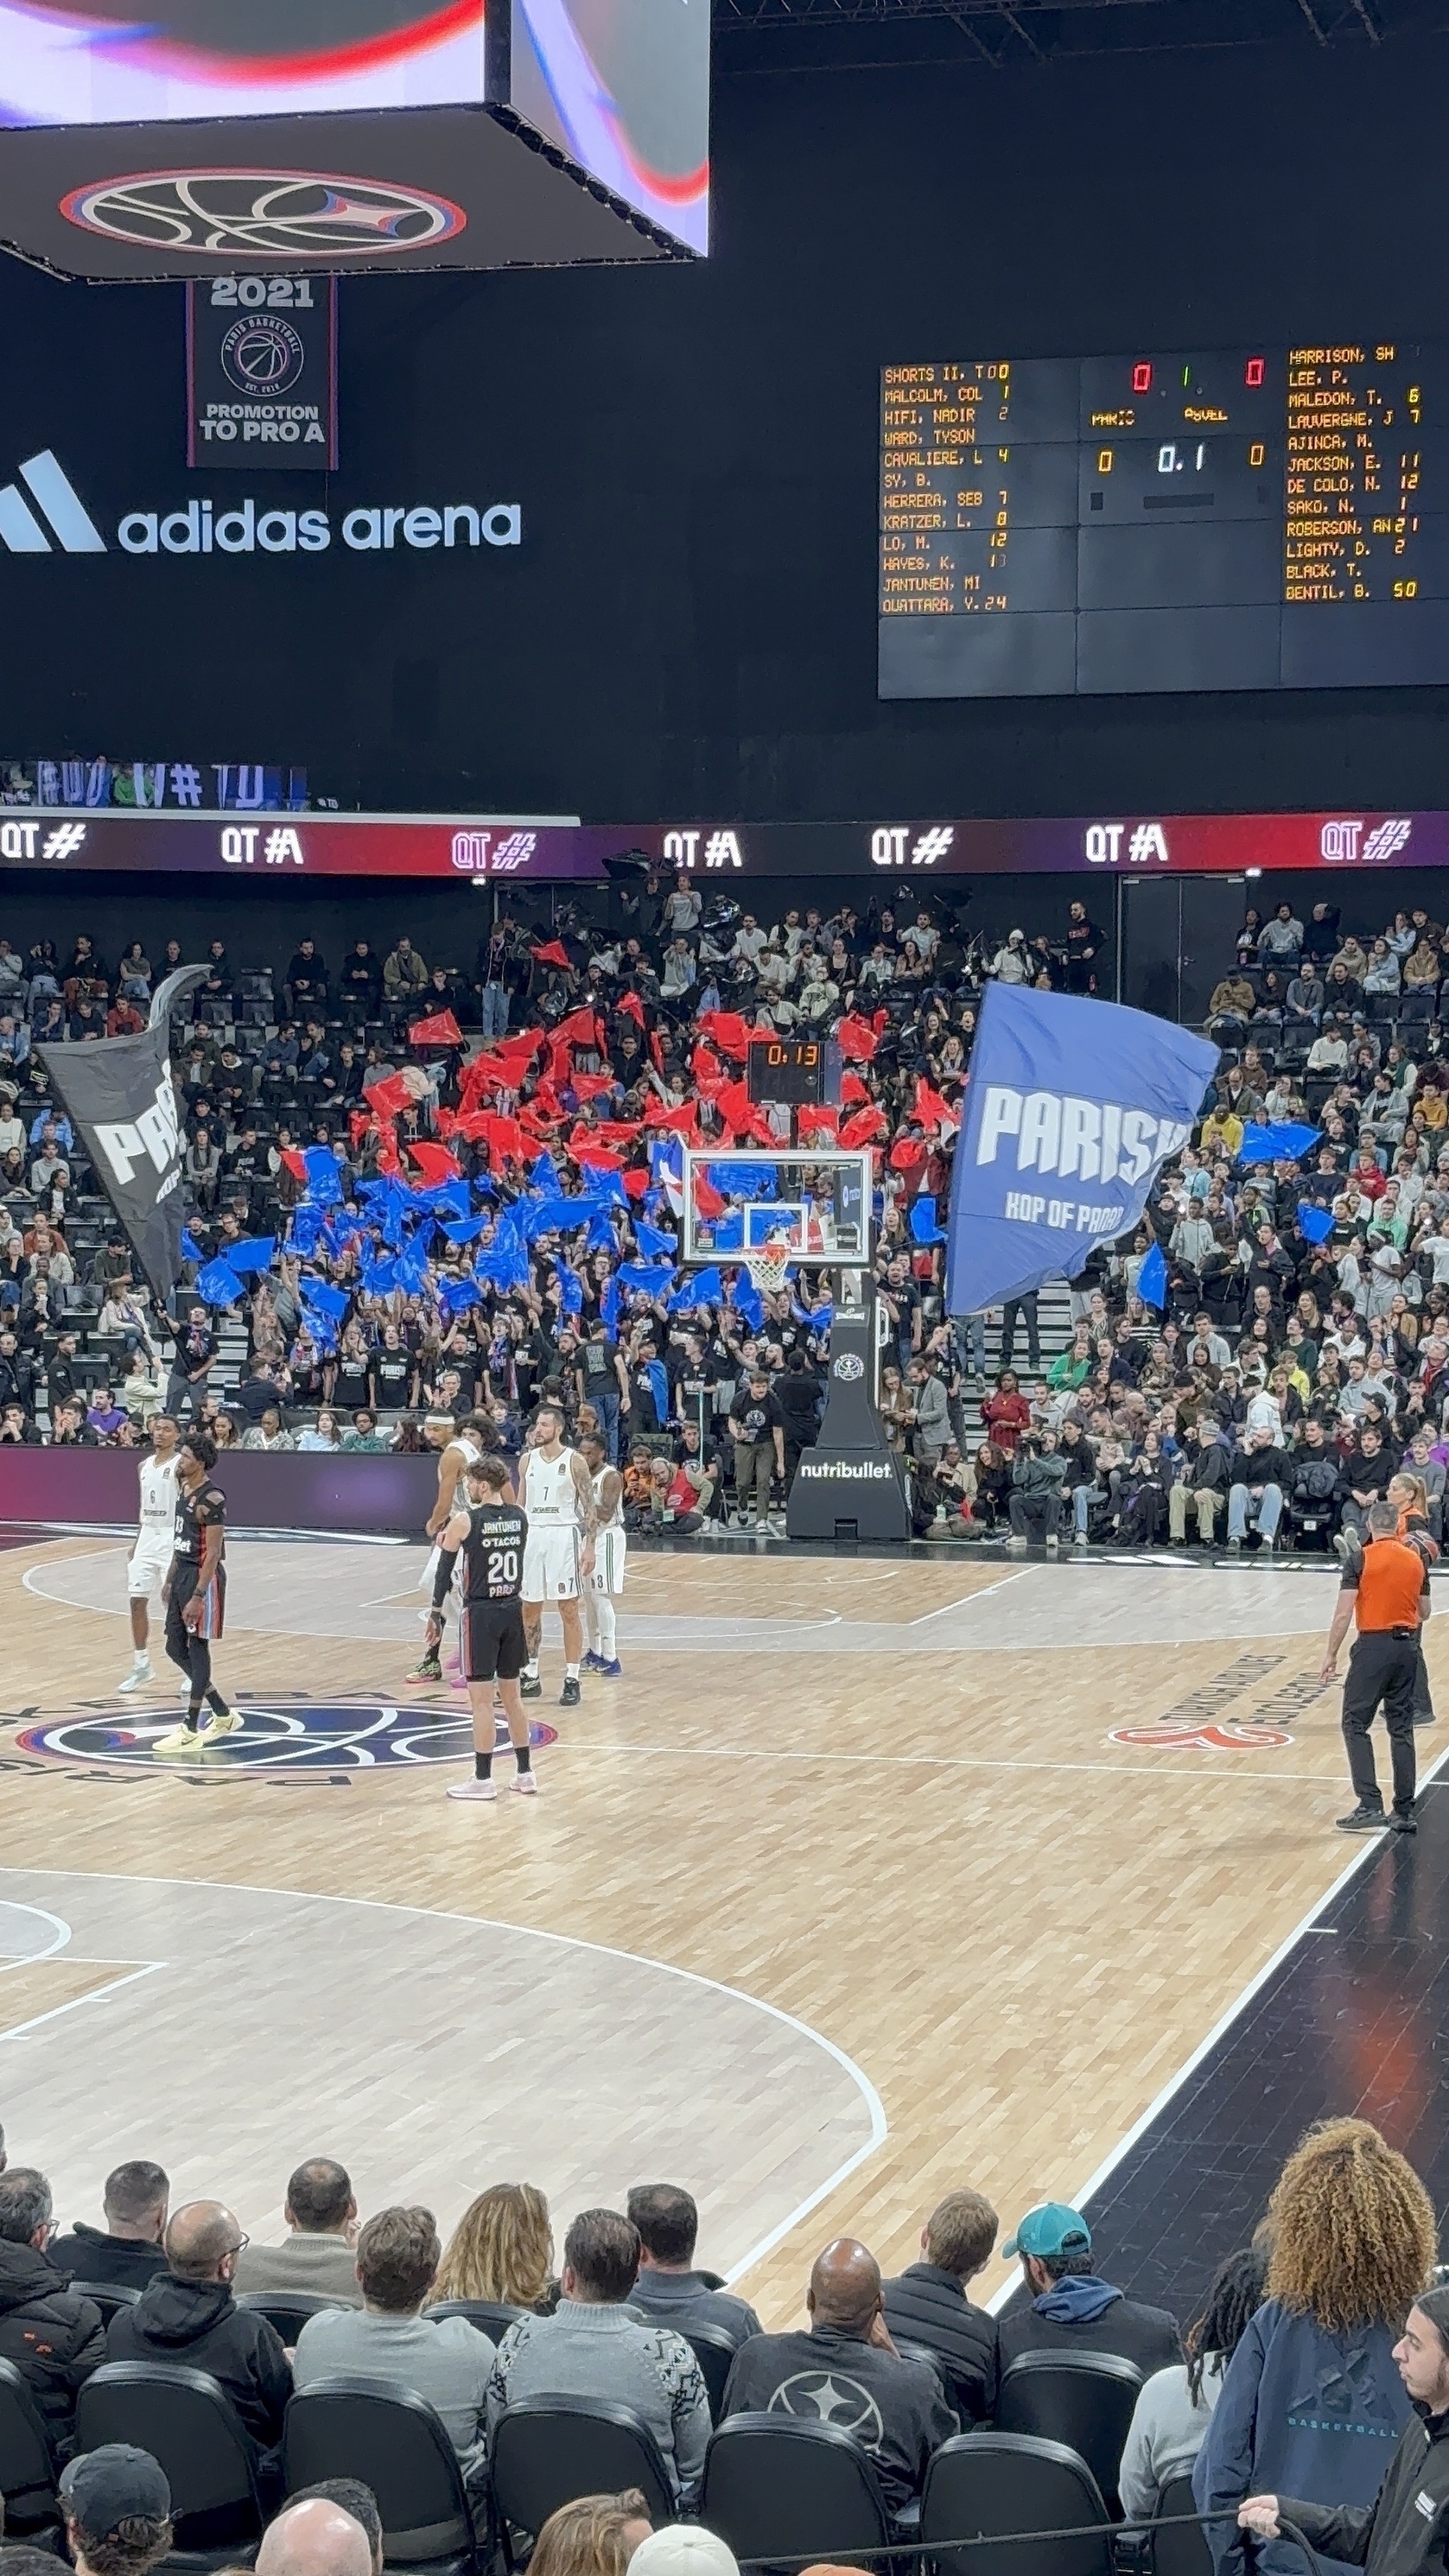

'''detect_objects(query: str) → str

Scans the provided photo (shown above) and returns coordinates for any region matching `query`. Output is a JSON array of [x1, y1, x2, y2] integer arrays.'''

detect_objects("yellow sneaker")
[[153, 1722, 203, 1757], [198, 1708, 242, 1742]]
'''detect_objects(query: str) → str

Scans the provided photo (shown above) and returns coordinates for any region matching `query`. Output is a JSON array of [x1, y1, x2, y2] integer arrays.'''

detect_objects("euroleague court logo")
[[14, 1695, 556, 1777], [1107, 1720, 1294, 1752]]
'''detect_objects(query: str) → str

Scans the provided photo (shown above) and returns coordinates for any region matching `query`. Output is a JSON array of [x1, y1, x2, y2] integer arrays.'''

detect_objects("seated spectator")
[[0, 2166, 105, 2442], [235, 2158, 362, 2306], [624, 2185, 762, 2349], [293, 2207, 493, 2488], [108, 2200, 291, 2475], [1006, 1429, 1066, 1550], [51, 2159, 171, 2287], [1226, 1423, 1291, 1555], [59, 2444, 174, 2576], [485, 2208, 711, 2506], [342, 1409, 390, 1451], [881, 2187, 999, 2424], [721, 2236, 957, 2517], [528, 2491, 654, 2576], [627, 2537, 735, 2576], [257, 2497, 374, 2576], [997, 2203, 1181, 2376], [1120, 2245, 1267, 2521], [431, 2180, 559, 2314], [283, 2483, 384, 2576], [242, 1405, 296, 1453], [1195, 2120, 1435, 2576]]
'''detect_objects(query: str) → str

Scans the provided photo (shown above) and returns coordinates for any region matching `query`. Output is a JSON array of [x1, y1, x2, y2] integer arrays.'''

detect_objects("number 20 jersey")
[[459, 1502, 528, 1604]]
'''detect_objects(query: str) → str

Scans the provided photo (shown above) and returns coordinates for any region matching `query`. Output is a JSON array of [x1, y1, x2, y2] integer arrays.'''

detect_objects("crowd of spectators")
[[1, 2116, 1444, 2576], [5, 884, 1449, 1551]]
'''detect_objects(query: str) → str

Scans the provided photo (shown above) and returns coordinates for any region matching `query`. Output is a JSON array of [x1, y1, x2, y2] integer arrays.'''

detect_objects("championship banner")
[[187, 276, 339, 471], [35, 1022, 186, 1303], [945, 984, 1219, 1317]]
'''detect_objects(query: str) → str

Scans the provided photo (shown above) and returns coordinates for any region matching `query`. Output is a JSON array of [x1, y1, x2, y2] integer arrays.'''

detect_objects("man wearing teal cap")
[[998, 2202, 1183, 2377]]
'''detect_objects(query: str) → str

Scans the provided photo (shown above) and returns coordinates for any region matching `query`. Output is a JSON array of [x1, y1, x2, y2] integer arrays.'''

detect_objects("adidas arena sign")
[[0, 451, 521, 559]]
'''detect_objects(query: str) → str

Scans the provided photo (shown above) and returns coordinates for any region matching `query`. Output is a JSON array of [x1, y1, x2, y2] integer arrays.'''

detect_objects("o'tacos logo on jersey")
[[14, 1696, 556, 1777]]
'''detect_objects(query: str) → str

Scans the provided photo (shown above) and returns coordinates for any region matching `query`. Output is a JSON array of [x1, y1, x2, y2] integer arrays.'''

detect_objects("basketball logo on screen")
[[221, 316, 305, 396], [14, 1696, 556, 1777], [60, 172, 467, 258]]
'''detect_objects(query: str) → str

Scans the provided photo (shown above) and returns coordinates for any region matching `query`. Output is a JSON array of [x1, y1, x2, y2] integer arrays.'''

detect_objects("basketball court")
[[2, 1530, 1434, 2323]]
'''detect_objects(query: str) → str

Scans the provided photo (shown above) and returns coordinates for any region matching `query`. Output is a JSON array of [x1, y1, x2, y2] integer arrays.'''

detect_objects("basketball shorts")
[[167, 1561, 225, 1641], [128, 1534, 173, 1600], [592, 1528, 627, 1598], [522, 1523, 580, 1602], [462, 1601, 528, 1684]]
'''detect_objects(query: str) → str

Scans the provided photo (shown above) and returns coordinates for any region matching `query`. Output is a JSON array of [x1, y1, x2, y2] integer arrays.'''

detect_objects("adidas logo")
[[0, 452, 106, 555]]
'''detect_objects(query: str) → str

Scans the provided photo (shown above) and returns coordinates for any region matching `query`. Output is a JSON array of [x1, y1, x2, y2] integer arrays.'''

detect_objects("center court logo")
[[0, 449, 522, 559], [1107, 1720, 1293, 1751], [14, 1696, 557, 1776]]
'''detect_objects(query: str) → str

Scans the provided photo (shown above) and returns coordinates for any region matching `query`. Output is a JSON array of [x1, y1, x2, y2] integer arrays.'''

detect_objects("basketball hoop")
[[743, 1248, 793, 1297]]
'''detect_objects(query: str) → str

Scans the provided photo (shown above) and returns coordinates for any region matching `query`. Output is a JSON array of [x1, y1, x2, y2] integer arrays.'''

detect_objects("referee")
[[1320, 1496, 1430, 1835]]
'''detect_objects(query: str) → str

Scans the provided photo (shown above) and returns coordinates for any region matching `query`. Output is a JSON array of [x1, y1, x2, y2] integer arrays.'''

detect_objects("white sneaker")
[[198, 1707, 241, 1741], [117, 1662, 152, 1694], [1005, 1534, 1028, 1553], [154, 1721, 203, 1757], [1074, 1530, 1088, 1547], [447, 1776, 497, 1802], [1046, 1533, 1059, 1553], [512, 1772, 539, 1797]]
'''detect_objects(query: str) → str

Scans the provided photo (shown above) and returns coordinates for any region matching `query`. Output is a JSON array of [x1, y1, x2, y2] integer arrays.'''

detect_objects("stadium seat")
[[235, 2289, 346, 2342], [68, 2277, 142, 2330], [699, 2412, 892, 2566], [1150, 2473, 1214, 2576], [489, 2396, 675, 2560], [681, 2320, 740, 2424], [0, 2354, 60, 2536], [425, 2298, 526, 2340], [76, 2360, 267, 2569], [996, 2352, 1143, 2510], [283, 2377, 479, 2576], [922, 2430, 1114, 2576]]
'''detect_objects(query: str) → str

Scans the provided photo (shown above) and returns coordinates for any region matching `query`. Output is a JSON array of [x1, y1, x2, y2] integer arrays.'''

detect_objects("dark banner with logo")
[[187, 275, 338, 472], [35, 1024, 185, 1303]]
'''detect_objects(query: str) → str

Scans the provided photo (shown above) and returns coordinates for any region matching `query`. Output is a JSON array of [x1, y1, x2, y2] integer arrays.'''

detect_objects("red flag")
[[531, 939, 572, 970], [364, 1072, 412, 1117], [555, 1007, 601, 1047], [649, 1030, 667, 1078], [836, 1014, 880, 1063], [691, 1042, 724, 1085], [693, 1171, 727, 1220], [572, 1141, 623, 1173], [617, 992, 646, 1030], [700, 1010, 751, 1059], [408, 1141, 462, 1184], [621, 1167, 651, 1199], [840, 1105, 888, 1148], [840, 1071, 871, 1108], [281, 1148, 309, 1183], [797, 1106, 840, 1143], [407, 1009, 464, 1048], [480, 1113, 525, 1166], [572, 1072, 614, 1101], [914, 1075, 956, 1134], [890, 1135, 928, 1174], [644, 1098, 700, 1137]]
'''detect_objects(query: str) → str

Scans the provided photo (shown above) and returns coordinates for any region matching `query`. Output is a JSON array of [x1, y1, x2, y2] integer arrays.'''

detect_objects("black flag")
[[35, 1023, 185, 1304]]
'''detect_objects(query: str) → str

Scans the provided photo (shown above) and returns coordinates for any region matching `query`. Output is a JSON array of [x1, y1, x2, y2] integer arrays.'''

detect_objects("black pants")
[[1001, 1294, 1040, 1371], [164, 1565, 225, 1706], [1342, 1630, 1418, 1815], [1009, 1492, 1061, 1542]]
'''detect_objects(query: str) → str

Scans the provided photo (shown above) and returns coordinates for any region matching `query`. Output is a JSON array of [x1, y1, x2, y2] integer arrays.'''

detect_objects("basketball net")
[[743, 1247, 793, 1296]]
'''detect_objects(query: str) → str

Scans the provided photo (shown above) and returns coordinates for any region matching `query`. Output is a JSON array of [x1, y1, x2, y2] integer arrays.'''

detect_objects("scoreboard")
[[879, 345, 1449, 699]]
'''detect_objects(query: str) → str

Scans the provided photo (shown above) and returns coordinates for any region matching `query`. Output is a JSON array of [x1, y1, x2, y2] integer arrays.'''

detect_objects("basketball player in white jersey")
[[580, 1431, 625, 1678], [410, 1410, 491, 1685], [117, 1414, 181, 1695], [519, 1402, 597, 1708]]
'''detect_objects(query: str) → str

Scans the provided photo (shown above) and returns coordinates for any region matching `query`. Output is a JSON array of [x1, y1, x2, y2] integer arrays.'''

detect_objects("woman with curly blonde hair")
[[1194, 2120, 1437, 2576], [430, 2182, 558, 2314]]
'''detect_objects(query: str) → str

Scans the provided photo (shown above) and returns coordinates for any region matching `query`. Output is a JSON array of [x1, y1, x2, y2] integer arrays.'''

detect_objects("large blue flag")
[[945, 985, 1218, 1316]]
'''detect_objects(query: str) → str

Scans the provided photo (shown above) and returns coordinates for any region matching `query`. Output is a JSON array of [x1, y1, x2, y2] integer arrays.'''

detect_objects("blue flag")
[[1137, 1240, 1168, 1309], [1297, 1198, 1337, 1245], [300, 1277, 349, 1321], [225, 1235, 276, 1274], [1238, 1121, 1322, 1166], [196, 1258, 244, 1307], [180, 1226, 203, 1263], [732, 1269, 765, 1332], [671, 1267, 723, 1314], [634, 1219, 678, 1258], [910, 1195, 947, 1245], [945, 985, 1218, 1316]]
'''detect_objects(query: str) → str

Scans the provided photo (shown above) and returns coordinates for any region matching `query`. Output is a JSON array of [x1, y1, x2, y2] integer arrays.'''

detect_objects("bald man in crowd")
[[108, 2199, 291, 2484], [257, 2499, 374, 2576], [719, 2237, 958, 2515]]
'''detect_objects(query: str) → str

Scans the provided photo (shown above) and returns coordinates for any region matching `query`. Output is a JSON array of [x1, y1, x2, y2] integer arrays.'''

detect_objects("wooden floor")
[[0, 1536, 1433, 2327]]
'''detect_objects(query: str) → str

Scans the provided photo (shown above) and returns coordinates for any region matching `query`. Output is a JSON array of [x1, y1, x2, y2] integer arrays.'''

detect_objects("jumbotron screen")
[[0, 0, 708, 253]]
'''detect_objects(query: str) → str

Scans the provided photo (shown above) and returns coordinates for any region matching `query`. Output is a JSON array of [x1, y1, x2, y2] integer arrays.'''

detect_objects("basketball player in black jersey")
[[433, 1452, 537, 1804], [153, 1430, 240, 1757]]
